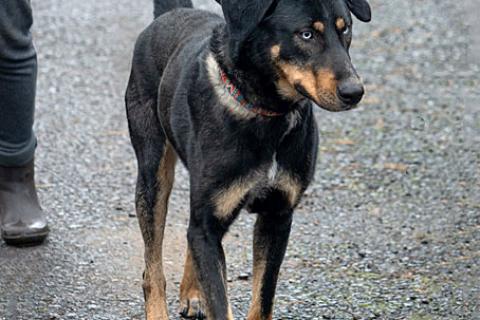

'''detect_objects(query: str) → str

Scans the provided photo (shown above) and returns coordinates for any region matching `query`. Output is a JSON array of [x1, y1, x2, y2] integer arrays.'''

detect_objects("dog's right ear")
[[220, 0, 277, 62]]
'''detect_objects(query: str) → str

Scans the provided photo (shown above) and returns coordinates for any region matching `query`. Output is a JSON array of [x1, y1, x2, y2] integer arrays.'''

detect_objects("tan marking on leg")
[[247, 222, 276, 320], [213, 175, 259, 220], [142, 142, 177, 320], [247, 254, 267, 320], [180, 247, 206, 318], [181, 248, 234, 319], [180, 248, 201, 299], [336, 17, 346, 31], [274, 171, 302, 207], [227, 304, 235, 320], [144, 269, 169, 320], [181, 227, 233, 319], [313, 21, 325, 33], [270, 45, 281, 60]]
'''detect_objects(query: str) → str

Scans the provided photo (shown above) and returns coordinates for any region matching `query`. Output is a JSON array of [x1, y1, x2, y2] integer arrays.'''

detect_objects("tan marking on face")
[[313, 21, 325, 33], [276, 78, 302, 100], [336, 17, 346, 31], [316, 69, 337, 95], [274, 171, 303, 207], [278, 63, 317, 100], [213, 175, 259, 220], [278, 62, 339, 104], [276, 61, 342, 110], [270, 45, 281, 60]]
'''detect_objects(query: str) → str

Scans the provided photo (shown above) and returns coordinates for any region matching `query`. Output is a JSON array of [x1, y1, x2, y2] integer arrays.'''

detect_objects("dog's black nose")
[[337, 80, 364, 105]]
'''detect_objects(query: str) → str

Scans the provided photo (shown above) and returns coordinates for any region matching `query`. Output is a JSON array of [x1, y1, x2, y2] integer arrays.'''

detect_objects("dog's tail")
[[153, 0, 193, 19]]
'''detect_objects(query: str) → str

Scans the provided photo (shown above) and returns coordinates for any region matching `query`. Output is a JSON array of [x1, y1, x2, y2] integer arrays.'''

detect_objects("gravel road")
[[0, 0, 478, 319]]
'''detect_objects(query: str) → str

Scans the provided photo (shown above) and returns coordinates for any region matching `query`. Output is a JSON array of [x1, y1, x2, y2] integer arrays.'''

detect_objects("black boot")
[[0, 159, 49, 246]]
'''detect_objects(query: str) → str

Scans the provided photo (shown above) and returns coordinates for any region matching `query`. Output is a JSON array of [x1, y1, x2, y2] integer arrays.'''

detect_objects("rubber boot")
[[0, 159, 49, 246]]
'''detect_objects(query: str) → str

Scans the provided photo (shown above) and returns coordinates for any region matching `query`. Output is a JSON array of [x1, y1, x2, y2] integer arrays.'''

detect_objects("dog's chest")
[[267, 153, 279, 182], [250, 152, 297, 199], [248, 113, 303, 198]]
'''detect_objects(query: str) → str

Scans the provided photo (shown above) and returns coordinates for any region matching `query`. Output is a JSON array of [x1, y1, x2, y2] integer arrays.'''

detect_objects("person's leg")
[[0, 0, 48, 246]]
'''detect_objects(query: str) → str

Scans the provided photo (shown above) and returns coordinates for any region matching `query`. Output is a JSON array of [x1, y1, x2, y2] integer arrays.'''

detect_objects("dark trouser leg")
[[0, 0, 48, 246], [0, 0, 37, 167]]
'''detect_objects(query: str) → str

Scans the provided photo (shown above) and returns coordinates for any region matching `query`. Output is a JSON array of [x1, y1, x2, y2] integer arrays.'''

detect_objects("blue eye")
[[343, 26, 350, 35], [301, 31, 313, 40]]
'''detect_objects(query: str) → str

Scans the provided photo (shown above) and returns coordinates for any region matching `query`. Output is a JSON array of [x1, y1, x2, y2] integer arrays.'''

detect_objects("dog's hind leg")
[[179, 247, 205, 319], [140, 142, 176, 320], [127, 80, 177, 320], [247, 192, 294, 320], [185, 188, 240, 320], [180, 245, 235, 319]]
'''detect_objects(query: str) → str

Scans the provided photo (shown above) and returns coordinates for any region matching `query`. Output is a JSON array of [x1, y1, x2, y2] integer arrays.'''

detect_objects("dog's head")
[[218, 0, 371, 112]]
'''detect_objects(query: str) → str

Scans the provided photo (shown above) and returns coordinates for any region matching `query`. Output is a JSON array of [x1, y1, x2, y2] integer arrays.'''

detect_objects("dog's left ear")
[[346, 0, 371, 22], [221, 0, 277, 61]]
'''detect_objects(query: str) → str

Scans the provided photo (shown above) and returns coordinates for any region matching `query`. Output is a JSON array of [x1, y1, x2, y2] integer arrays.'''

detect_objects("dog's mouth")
[[275, 63, 363, 112], [294, 83, 359, 112]]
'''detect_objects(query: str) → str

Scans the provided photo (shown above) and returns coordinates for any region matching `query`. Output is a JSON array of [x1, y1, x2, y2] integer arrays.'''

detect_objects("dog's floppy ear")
[[221, 0, 277, 61], [346, 0, 371, 22]]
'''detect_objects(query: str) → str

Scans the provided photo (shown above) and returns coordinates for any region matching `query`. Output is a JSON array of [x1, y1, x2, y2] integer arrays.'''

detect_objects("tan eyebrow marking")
[[313, 21, 325, 33], [336, 17, 346, 30], [270, 45, 281, 60]]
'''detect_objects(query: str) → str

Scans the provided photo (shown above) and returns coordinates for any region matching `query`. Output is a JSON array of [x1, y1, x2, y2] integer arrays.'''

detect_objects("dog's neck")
[[210, 25, 306, 116], [217, 67, 285, 117]]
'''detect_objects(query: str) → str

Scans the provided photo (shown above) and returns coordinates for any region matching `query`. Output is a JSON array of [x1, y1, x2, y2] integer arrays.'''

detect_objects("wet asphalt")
[[0, 0, 479, 319]]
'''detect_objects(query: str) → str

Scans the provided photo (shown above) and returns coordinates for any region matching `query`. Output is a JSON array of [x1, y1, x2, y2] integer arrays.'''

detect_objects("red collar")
[[219, 68, 284, 117]]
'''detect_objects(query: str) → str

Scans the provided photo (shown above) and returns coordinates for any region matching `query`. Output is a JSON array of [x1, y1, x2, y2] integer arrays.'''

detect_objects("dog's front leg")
[[247, 209, 293, 320], [187, 206, 234, 320]]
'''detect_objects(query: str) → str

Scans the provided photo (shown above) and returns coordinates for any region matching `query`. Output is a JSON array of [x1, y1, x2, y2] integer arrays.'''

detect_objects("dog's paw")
[[179, 296, 206, 319]]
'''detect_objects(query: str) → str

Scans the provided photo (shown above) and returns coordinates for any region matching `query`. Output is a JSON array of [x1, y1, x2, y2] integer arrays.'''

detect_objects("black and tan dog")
[[126, 0, 371, 319]]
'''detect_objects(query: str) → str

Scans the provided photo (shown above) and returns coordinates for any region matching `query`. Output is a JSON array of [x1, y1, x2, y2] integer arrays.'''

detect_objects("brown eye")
[[300, 31, 313, 40]]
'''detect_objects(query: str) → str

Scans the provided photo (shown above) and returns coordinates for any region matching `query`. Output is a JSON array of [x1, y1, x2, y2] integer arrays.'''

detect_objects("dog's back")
[[128, 2, 220, 105], [153, 0, 193, 19], [126, 0, 222, 170]]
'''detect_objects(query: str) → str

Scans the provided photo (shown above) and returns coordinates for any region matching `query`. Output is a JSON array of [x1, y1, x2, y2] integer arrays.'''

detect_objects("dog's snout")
[[337, 80, 364, 105]]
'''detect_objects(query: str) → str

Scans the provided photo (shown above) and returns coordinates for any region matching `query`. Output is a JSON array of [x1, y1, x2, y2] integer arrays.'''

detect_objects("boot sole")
[[2, 230, 48, 247]]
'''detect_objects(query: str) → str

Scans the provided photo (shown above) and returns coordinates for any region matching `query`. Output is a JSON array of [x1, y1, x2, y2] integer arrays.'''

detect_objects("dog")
[[125, 0, 371, 319]]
